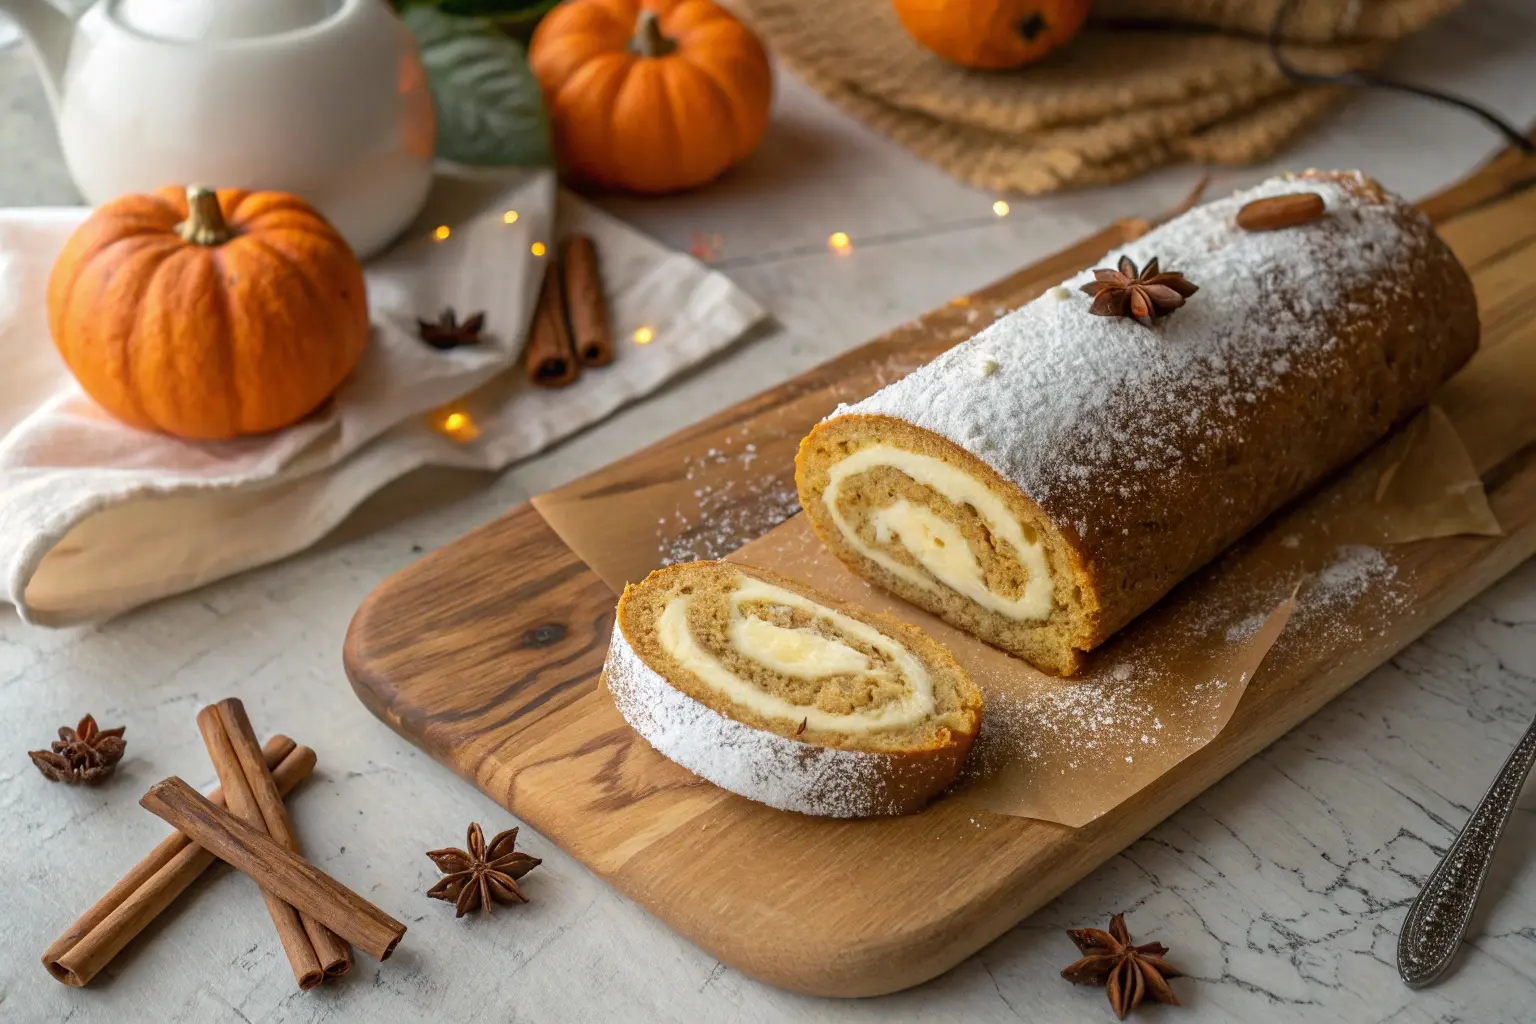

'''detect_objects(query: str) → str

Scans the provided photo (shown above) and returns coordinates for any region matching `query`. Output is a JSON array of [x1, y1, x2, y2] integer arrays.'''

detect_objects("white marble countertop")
[[3, 4, 1536, 1020]]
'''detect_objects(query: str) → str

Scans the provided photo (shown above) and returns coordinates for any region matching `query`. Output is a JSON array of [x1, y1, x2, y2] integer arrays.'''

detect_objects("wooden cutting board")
[[344, 149, 1536, 998]]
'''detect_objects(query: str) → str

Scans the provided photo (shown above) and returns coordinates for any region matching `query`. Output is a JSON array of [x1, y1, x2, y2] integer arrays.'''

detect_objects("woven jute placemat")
[[734, 0, 1463, 192]]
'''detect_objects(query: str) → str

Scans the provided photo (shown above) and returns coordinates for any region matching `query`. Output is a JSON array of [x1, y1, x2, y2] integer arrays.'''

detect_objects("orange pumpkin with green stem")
[[892, 0, 1091, 70], [529, 0, 773, 194], [47, 185, 369, 440]]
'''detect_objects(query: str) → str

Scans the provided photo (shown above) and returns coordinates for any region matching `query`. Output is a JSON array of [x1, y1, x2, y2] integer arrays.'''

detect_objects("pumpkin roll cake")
[[604, 561, 982, 817], [797, 171, 1478, 676]]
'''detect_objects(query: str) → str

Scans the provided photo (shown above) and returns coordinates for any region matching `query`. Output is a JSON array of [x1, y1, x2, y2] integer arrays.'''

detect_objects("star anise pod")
[[1080, 256, 1198, 327], [1061, 912, 1183, 1019], [29, 714, 127, 785], [417, 308, 487, 350], [426, 822, 542, 917]]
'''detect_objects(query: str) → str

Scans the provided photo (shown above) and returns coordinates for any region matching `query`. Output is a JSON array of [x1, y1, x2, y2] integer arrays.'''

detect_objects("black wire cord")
[[1268, 0, 1533, 153]]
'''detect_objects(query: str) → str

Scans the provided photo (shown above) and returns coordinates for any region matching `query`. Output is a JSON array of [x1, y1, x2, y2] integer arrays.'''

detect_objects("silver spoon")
[[1398, 711, 1536, 987]]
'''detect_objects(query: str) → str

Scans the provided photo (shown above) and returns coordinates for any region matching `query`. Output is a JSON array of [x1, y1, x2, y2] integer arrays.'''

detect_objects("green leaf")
[[402, 5, 552, 167]]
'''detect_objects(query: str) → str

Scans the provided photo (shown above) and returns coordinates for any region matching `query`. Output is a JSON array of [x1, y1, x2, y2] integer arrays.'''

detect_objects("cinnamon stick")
[[141, 778, 406, 961], [215, 699, 352, 979], [43, 737, 313, 987], [524, 259, 579, 387], [563, 235, 613, 367], [197, 707, 324, 989]]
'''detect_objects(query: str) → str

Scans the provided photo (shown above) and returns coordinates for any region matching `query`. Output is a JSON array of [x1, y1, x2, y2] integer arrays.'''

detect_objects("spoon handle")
[[1398, 711, 1536, 988]]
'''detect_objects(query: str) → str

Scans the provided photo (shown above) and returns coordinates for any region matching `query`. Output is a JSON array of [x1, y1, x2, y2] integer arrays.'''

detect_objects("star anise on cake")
[[1080, 256, 1199, 327], [417, 307, 486, 350], [29, 714, 127, 785], [426, 822, 542, 917], [1061, 913, 1184, 1019]]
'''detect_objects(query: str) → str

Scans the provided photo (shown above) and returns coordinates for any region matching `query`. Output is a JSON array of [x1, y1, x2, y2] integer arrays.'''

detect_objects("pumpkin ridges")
[[137, 248, 240, 437], [234, 196, 341, 235], [105, 192, 186, 228], [530, 3, 629, 54], [234, 210, 348, 248], [660, 0, 738, 34], [666, 26, 772, 161], [46, 203, 182, 430], [217, 236, 319, 434], [225, 234, 342, 434], [655, 61, 740, 184], [253, 230, 367, 424], [612, 61, 690, 194], [550, 54, 635, 185], [207, 248, 244, 434], [47, 213, 178, 317], [62, 234, 186, 431], [252, 229, 368, 401], [221, 189, 270, 223], [531, 37, 628, 96], [122, 244, 198, 434]]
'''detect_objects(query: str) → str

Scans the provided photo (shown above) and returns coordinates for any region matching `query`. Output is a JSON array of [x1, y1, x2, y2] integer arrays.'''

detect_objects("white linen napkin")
[[0, 168, 765, 625]]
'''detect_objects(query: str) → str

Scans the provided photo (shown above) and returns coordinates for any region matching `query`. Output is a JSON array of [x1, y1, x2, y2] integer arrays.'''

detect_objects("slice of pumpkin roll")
[[603, 561, 982, 817]]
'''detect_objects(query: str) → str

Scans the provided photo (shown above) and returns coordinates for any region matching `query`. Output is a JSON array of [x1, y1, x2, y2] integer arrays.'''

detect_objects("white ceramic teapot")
[[1, 0, 436, 259]]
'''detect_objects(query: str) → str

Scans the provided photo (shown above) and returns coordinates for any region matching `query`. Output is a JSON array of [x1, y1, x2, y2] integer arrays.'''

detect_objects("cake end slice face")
[[604, 560, 982, 817], [796, 414, 1093, 676]]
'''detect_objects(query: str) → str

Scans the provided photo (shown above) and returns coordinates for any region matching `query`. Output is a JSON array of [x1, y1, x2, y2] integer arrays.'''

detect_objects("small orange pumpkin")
[[891, 0, 1090, 70], [47, 186, 369, 440], [529, 0, 773, 194]]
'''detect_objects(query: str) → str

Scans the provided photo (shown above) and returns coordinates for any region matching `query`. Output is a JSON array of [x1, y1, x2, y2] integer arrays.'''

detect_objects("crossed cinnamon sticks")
[[43, 698, 405, 990]]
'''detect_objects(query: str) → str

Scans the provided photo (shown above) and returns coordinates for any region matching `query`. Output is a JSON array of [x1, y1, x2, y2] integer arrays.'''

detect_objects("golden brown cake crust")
[[796, 171, 1479, 674]]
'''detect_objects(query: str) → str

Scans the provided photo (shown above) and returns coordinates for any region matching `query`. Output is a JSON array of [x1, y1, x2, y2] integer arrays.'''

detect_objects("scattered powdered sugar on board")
[[657, 441, 800, 566], [964, 658, 1227, 785], [1225, 611, 1273, 645], [1283, 543, 1408, 649], [1305, 544, 1396, 611]]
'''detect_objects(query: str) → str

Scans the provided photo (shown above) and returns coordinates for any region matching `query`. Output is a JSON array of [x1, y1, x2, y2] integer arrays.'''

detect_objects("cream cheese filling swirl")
[[655, 575, 934, 734], [822, 444, 1054, 621]]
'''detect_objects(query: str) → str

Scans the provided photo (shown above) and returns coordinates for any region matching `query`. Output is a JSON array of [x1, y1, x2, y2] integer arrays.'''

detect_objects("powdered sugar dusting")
[[1306, 544, 1396, 610], [843, 173, 1423, 542], [657, 444, 800, 566], [964, 654, 1237, 787], [1285, 543, 1407, 649], [604, 618, 907, 817]]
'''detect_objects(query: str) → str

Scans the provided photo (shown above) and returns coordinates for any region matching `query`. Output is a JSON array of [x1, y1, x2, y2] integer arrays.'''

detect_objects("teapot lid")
[[112, 0, 346, 41]]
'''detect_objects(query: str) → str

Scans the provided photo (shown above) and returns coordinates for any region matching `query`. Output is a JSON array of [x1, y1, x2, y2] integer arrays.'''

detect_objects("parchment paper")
[[538, 250, 1536, 826], [728, 518, 1299, 826]]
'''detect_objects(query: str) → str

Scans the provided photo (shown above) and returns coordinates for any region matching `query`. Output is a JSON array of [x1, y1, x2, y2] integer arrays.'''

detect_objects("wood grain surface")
[[344, 153, 1536, 997]]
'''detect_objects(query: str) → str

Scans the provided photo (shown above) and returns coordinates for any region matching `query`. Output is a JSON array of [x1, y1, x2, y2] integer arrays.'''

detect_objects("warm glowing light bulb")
[[828, 231, 852, 254], [438, 410, 480, 442], [633, 326, 655, 344], [992, 200, 1010, 217], [433, 225, 451, 241], [502, 210, 519, 224], [531, 241, 547, 257]]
